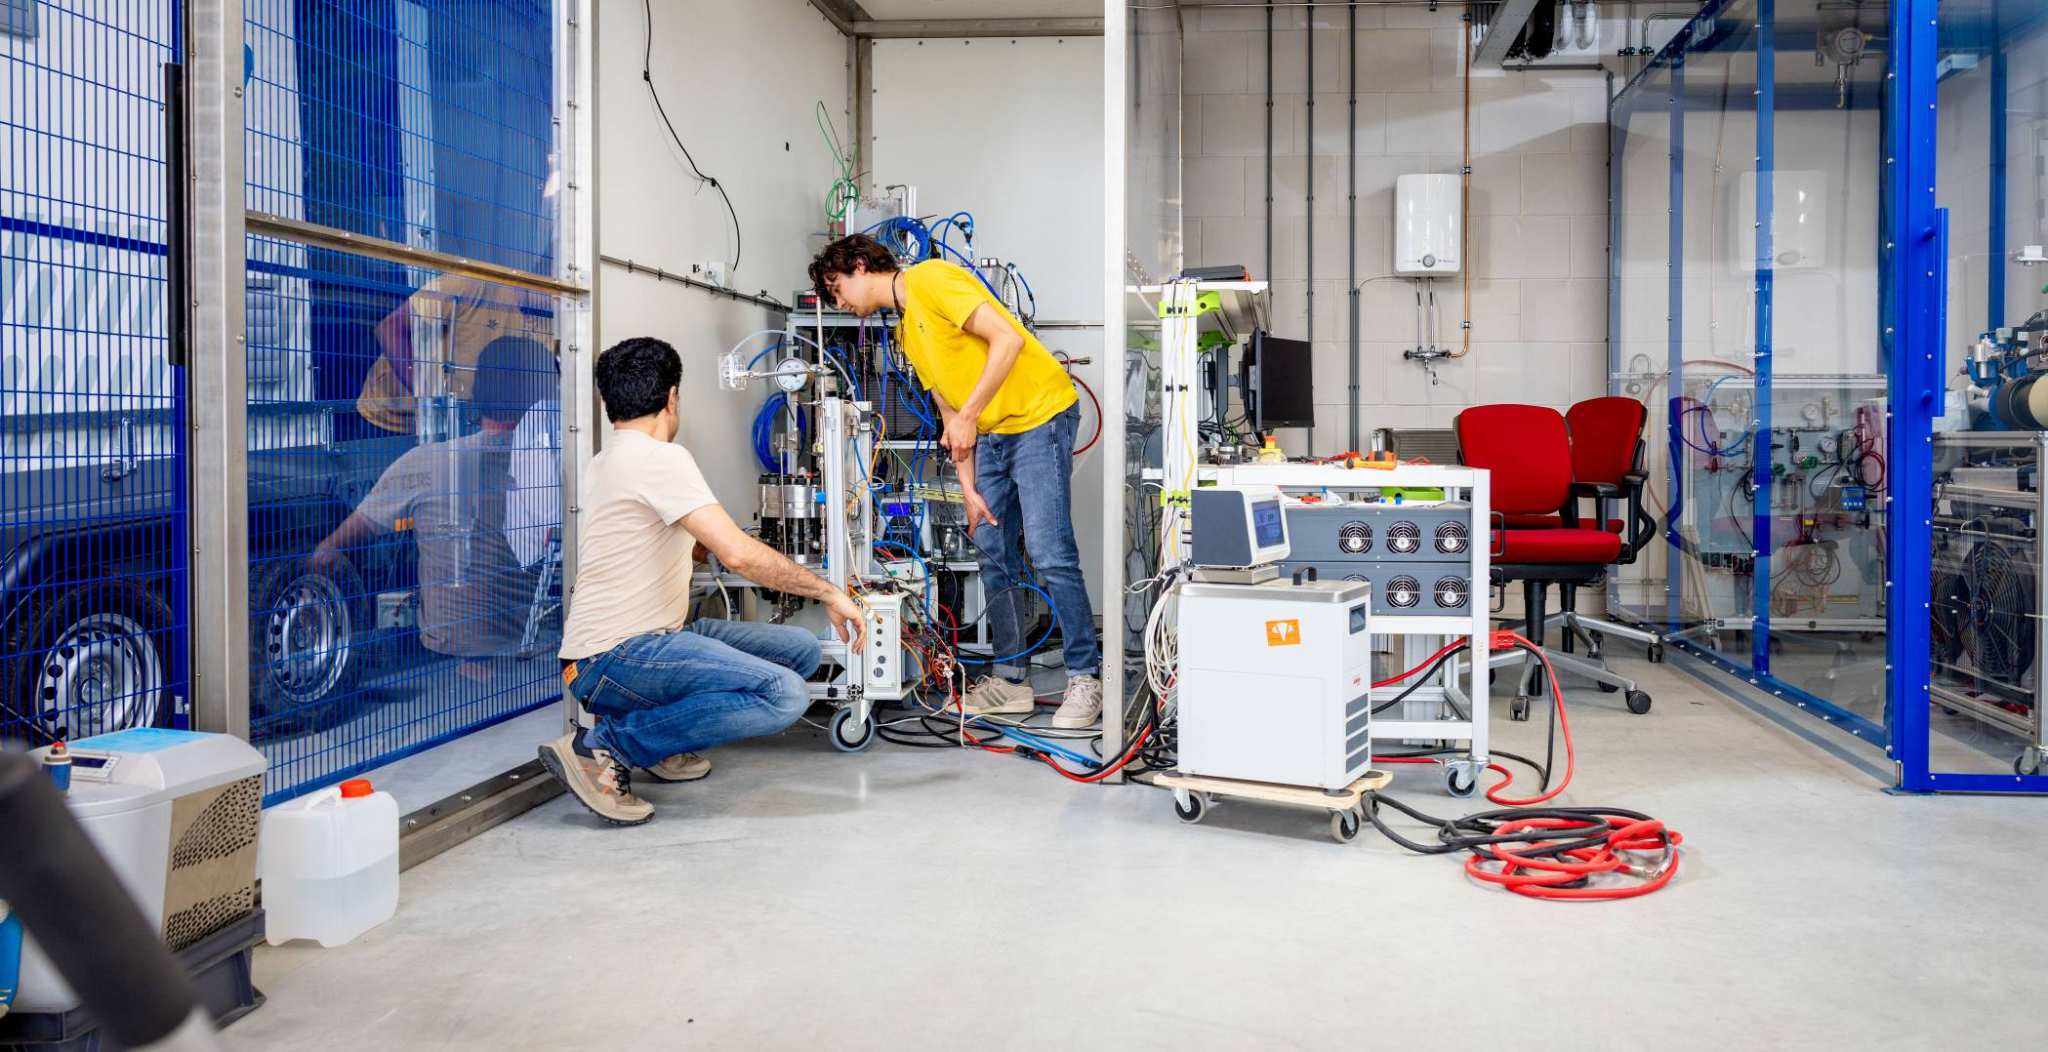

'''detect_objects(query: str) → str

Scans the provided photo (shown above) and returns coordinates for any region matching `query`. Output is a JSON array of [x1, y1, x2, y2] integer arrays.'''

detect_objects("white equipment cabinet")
[[1195, 464, 1493, 797], [1175, 576, 1376, 789]]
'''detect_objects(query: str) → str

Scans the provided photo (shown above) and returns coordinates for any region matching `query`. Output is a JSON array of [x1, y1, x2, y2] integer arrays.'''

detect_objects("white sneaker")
[[1051, 675, 1103, 729], [960, 676, 1036, 716]]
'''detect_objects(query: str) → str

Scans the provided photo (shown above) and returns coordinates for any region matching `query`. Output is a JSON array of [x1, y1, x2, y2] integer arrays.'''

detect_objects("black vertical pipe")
[[1347, 5, 1359, 451], [163, 62, 188, 368]]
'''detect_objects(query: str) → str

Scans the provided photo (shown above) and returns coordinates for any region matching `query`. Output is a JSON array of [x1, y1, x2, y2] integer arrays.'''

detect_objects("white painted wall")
[[1180, 6, 1613, 450], [870, 35, 1109, 608], [593, 0, 847, 501]]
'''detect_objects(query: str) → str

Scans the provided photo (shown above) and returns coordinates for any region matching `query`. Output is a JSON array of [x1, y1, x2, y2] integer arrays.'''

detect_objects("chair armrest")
[[1569, 481, 1622, 500]]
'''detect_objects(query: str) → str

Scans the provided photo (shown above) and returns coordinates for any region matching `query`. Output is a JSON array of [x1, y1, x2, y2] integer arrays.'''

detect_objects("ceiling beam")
[[1474, 0, 1543, 66], [850, 17, 1104, 39], [807, 0, 866, 36]]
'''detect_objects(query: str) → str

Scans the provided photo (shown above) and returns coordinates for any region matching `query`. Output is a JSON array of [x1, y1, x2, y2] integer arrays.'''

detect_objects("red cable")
[[1070, 372, 1102, 455], [1462, 814, 1681, 901]]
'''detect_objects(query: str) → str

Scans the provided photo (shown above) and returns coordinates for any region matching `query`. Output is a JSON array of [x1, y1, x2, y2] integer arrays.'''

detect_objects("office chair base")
[[1488, 645, 1652, 719]]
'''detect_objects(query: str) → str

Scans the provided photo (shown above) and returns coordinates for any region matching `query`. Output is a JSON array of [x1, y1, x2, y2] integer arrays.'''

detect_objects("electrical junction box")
[[1175, 577, 1375, 790], [15, 730, 266, 1013], [1394, 174, 1462, 276], [829, 590, 908, 701]]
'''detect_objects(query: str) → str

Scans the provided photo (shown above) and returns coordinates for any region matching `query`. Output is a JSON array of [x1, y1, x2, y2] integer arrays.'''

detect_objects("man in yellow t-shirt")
[[810, 234, 1100, 729]]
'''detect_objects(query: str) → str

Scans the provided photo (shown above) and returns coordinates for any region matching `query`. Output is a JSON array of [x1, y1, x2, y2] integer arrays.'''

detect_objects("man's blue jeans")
[[564, 619, 820, 767], [970, 403, 1100, 682]]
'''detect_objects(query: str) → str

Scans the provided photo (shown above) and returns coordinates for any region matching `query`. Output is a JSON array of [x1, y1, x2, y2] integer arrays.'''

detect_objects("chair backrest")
[[1455, 404, 1572, 516], [1565, 396, 1647, 486]]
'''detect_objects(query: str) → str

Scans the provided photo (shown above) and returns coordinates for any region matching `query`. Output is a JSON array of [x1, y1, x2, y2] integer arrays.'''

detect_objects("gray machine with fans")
[[1278, 503, 1475, 617]]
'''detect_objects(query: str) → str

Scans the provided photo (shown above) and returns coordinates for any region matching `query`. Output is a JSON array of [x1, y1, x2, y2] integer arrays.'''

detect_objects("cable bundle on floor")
[[1363, 631, 1684, 900]]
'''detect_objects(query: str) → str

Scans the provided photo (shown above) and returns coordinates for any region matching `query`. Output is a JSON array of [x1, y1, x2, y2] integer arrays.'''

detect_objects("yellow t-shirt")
[[897, 260, 1076, 435]]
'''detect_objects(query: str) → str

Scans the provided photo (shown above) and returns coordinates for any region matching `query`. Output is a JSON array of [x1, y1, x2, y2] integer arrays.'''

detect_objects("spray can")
[[42, 741, 70, 795]]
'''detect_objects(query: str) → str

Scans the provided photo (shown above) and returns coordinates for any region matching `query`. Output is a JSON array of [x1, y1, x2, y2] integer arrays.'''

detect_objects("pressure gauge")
[[773, 357, 811, 393]]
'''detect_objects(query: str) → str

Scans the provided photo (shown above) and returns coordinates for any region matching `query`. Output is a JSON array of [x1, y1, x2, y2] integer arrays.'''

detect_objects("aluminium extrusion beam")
[[850, 18, 1103, 39], [186, 0, 250, 736], [1474, 0, 1543, 67]]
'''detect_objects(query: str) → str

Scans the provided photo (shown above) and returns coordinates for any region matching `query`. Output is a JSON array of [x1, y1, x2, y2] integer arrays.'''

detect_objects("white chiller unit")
[[12, 729, 266, 1013], [1175, 576, 1377, 789], [1394, 173, 1462, 276]]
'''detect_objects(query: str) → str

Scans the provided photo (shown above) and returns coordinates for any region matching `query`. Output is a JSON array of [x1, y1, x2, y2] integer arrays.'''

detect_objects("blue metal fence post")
[[1751, 0, 1776, 673], [1989, 48, 2007, 333], [1887, 0, 1940, 791]]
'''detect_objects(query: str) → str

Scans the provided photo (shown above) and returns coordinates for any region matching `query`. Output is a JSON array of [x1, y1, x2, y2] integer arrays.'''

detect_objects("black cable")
[[642, 0, 742, 272], [1374, 641, 1470, 714]]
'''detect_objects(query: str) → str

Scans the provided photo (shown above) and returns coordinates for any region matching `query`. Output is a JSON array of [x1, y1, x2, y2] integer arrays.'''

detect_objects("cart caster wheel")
[[1330, 808, 1361, 843], [1625, 690, 1653, 715], [1488, 669, 1497, 685], [829, 707, 876, 752], [1598, 680, 1620, 693], [1444, 764, 1479, 799], [2016, 751, 2043, 777], [1648, 642, 1666, 664], [1173, 789, 1208, 824], [1509, 697, 1531, 722]]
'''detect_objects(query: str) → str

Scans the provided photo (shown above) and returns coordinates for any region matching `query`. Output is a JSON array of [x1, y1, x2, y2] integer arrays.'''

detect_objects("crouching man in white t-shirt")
[[543, 337, 866, 826]]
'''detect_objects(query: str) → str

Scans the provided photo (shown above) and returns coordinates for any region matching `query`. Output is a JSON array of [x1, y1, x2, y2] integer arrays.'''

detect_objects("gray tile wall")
[[1180, 7, 1613, 452]]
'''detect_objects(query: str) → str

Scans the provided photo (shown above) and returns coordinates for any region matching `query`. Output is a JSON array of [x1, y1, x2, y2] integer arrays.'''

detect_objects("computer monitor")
[[1240, 330, 1314, 432]]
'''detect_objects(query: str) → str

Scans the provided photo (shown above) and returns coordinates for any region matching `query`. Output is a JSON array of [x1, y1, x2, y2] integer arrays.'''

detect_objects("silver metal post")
[[185, 0, 249, 736]]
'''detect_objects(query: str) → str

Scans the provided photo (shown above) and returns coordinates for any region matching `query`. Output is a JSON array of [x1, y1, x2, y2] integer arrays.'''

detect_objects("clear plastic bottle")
[[261, 779, 399, 947]]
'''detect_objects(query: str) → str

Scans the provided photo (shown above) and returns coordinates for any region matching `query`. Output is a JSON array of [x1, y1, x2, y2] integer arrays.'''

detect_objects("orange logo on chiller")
[[1265, 619, 1301, 646]]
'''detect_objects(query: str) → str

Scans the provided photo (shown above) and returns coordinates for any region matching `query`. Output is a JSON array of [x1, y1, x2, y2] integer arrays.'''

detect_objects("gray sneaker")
[[1052, 674, 1104, 729], [960, 676, 1037, 716], [643, 752, 711, 783], [537, 733, 653, 826]]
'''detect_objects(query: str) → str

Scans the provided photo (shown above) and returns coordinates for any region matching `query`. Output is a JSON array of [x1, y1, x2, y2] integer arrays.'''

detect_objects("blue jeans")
[[563, 619, 820, 768], [970, 403, 1100, 681]]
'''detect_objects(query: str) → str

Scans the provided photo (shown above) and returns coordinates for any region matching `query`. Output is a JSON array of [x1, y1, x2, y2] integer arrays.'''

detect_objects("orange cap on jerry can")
[[339, 779, 375, 799]]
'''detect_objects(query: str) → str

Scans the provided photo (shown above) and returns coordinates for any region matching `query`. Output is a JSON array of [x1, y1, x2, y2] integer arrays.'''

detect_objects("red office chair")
[[1456, 404, 1653, 719], [1553, 397, 1668, 667]]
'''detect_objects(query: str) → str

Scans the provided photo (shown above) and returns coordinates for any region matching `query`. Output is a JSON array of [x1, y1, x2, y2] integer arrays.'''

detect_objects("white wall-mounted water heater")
[[1394, 174, 1462, 276]]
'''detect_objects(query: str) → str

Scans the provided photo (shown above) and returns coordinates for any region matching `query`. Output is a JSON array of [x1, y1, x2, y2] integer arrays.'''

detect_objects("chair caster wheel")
[[1509, 697, 1531, 721], [1648, 642, 1666, 664], [1625, 690, 1653, 715], [829, 707, 876, 752]]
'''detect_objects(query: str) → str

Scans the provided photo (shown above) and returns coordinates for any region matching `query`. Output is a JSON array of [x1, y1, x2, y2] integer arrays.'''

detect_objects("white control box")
[[1175, 577, 1375, 789], [1394, 173, 1462, 276]]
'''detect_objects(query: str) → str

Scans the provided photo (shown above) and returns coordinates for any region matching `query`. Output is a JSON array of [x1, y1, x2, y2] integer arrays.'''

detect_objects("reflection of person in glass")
[[358, 274, 530, 436], [317, 335, 559, 680]]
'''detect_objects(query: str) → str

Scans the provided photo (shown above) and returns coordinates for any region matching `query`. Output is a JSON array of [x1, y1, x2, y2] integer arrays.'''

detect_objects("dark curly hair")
[[808, 234, 899, 303], [593, 337, 682, 423]]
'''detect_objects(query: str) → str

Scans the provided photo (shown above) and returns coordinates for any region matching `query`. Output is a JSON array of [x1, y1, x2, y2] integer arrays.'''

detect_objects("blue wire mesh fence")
[[241, 0, 564, 802], [1, 1, 189, 746]]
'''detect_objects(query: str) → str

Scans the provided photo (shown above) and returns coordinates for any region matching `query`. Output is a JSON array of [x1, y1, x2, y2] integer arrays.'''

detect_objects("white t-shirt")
[[505, 398, 560, 568], [557, 429, 719, 660], [357, 430, 532, 658]]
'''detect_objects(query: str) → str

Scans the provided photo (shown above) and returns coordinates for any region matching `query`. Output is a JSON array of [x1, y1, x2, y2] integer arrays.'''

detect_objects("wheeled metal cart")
[[1157, 769, 1393, 843]]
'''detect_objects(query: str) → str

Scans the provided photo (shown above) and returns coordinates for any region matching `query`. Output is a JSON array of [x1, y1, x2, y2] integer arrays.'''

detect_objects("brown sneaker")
[[960, 676, 1037, 717], [537, 733, 653, 826], [642, 752, 711, 783]]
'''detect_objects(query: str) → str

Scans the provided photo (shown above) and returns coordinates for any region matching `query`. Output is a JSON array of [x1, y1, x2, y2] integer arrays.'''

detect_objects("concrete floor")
[[223, 653, 2048, 1050]]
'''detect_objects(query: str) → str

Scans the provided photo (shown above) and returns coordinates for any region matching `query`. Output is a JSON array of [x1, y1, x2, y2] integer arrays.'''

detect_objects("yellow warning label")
[[1265, 619, 1301, 647]]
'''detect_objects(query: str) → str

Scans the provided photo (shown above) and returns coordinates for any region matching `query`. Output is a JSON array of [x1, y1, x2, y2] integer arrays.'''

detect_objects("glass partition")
[[241, 0, 568, 802], [1917, 0, 2048, 784], [1610, 0, 1898, 757]]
